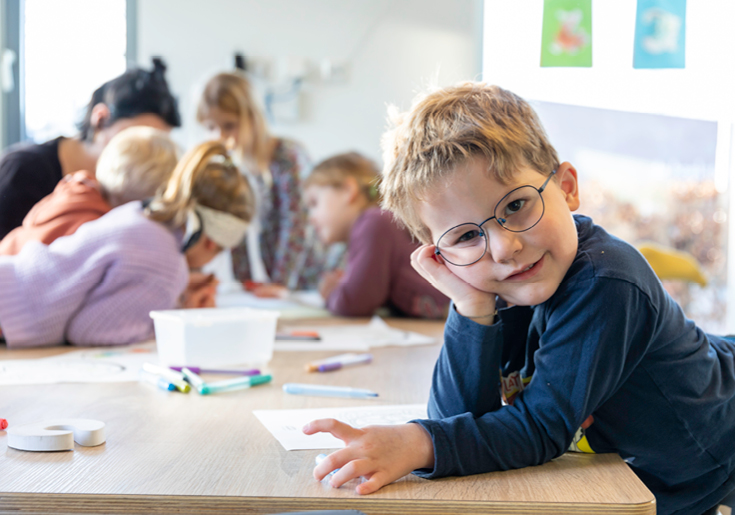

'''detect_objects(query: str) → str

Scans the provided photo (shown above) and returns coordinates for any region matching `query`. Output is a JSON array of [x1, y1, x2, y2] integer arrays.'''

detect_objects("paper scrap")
[[254, 404, 428, 450], [0, 343, 157, 385], [274, 316, 436, 351]]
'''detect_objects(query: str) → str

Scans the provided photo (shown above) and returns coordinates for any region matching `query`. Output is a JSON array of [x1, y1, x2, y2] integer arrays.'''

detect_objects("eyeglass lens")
[[436, 185, 545, 266]]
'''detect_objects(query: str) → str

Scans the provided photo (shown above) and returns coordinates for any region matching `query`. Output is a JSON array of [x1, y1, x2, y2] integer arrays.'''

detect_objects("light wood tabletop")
[[0, 318, 655, 515]]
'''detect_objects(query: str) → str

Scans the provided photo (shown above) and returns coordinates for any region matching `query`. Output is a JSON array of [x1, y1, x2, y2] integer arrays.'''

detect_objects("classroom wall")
[[482, 0, 735, 121], [136, 0, 483, 163]]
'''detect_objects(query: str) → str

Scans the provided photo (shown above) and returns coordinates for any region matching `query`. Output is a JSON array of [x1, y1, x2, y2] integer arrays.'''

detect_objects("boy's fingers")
[[313, 449, 353, 481], [327, 458, 373, 488], [355, 471, 390, 495], [302, 418, 361, 441]]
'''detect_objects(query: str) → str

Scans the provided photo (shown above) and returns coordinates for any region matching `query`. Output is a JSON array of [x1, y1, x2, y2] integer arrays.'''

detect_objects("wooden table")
[[0, 318, 655, 515]]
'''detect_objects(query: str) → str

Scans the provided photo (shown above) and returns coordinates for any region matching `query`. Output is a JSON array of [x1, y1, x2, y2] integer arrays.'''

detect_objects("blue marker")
[[138, 370, 176, 392], [315, 453, 339, 477], [282, 383, 378, 399]]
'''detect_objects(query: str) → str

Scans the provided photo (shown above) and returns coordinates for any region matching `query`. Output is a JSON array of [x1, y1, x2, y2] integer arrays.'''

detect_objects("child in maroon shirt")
[[304, 152, 448, 318]]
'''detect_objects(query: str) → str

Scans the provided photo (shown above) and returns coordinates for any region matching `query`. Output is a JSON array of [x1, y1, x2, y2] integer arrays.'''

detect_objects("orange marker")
[[276, 330, 321, 341], [0, 419, 8, 430]]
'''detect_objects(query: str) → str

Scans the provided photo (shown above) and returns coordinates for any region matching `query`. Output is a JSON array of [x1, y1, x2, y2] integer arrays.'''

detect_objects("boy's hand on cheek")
[[303, 419, 434, 495], [411, 245, 496, 319]]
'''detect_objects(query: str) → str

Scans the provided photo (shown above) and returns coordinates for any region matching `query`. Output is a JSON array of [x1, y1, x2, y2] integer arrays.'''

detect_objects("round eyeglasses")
[[434, 170, 556, 266]]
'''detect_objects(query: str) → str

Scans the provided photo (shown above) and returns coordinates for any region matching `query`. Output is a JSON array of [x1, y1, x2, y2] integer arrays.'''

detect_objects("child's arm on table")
[[302, 418, 434, 494], [414, 277, 654, 479], [302, 243, 504, 494], [304, 246, 651, 491]]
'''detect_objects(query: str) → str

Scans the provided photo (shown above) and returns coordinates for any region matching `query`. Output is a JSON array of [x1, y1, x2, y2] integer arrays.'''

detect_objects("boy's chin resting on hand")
[[303, 419, 435, 494]]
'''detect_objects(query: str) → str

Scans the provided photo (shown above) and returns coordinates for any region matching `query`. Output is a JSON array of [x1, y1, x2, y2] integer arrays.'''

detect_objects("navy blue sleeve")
[[426, 305, 505, 419], [412, 277, 655, 479]]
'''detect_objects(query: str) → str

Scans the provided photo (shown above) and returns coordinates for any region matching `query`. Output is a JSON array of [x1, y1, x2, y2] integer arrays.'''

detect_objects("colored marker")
[[306, 353, 372, 373], [276, 330, 321, 341], [142, 363, 191, 393], [203, 374, 272, 395], [0, 418, 7, 430], [315, 453, 339, 477], [138, 370, 176, 392], [282, 383, 378, 399], [181, 367, 208, 394], [169, 366, 261, 376]]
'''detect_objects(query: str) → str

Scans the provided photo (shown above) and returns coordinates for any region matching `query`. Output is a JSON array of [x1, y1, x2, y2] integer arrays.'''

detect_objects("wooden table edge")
[[0, 492, 657, 515]]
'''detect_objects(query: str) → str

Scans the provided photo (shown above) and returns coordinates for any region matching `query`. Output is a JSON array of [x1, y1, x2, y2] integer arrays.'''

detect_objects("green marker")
[[202, 374, 272, 395], [181, 367, 207, 394]]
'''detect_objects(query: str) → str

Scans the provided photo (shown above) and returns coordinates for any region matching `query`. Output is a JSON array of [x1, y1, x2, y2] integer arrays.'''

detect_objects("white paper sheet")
[[253, 404, 428, 450], [0, 343, 158, 385], [217, 288, 330, 320], [274, 316, 436, 351]]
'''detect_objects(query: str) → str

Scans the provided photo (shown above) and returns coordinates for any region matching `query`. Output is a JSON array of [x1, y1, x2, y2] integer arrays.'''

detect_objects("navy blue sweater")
[[413, 215, 735, 515]]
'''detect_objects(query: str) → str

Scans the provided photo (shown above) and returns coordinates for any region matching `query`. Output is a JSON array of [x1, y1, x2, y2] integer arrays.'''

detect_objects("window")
[[19, 0, 128, 143], [535, 101, 726, 333]]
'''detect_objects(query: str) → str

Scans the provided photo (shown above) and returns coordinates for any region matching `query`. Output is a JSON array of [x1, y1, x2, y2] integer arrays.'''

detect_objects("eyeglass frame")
[[433, 169, 557, 267]]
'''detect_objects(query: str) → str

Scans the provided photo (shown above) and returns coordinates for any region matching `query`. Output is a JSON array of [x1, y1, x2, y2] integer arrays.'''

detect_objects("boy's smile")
[[418, 158, 581, 307]]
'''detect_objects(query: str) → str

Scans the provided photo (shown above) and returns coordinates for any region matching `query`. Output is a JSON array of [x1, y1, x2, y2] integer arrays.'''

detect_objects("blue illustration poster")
[[633, 0, 687, 69]]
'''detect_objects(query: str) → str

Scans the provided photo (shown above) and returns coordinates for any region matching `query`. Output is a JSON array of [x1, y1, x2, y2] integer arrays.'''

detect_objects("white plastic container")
[[149, 308, 280, 367]]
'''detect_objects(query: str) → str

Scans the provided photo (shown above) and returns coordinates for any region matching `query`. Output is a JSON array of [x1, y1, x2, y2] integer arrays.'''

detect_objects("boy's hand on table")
[[318, 270, 344, 300], [411, 244, 497, 321], [303, 419, 434, 494]]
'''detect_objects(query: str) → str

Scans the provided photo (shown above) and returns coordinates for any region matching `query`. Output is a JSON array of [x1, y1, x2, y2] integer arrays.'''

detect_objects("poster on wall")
[[540, 0, 592, 67], [633, 0, 687, 69]]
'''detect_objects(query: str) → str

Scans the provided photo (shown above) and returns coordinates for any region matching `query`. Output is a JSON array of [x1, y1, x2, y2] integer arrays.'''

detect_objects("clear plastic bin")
[[149, 308, 279, 367]]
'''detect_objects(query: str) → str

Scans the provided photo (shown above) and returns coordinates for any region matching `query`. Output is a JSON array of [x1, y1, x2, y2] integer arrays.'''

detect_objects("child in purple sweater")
[[0, 141, 254, 347], [304, 152, 448, 318]]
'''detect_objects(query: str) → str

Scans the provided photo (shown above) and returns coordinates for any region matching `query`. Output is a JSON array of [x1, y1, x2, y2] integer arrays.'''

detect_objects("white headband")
[[184, 204, 249, 249]]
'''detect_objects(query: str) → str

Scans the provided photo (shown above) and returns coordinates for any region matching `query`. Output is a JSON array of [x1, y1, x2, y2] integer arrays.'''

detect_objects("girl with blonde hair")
[[197, 72, 322, 292], [0, 141, 254, 348]]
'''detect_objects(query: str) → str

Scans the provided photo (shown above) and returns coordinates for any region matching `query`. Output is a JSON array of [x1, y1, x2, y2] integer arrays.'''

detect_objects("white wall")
[[136, 0, 483, 164], [483, 0, 735, 122]]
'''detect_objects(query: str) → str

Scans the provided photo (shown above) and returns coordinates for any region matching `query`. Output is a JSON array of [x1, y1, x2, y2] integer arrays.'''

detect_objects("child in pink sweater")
[[0, 141, 254, 347]]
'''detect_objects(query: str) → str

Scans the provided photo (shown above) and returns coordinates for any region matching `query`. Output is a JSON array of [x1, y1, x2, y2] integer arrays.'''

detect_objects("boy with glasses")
[[303, 83, 735, 515]]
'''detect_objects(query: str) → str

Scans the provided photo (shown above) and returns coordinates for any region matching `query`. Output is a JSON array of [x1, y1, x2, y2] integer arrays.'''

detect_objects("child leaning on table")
[[303, 83, 735, 515], [0, 141, 254, 348], [304, 151, 448, 318], [0, 126, 178, 255]]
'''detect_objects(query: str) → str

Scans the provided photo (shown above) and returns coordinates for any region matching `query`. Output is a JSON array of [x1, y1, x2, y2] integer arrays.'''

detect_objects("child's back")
[[0, 200, 188, 347]]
